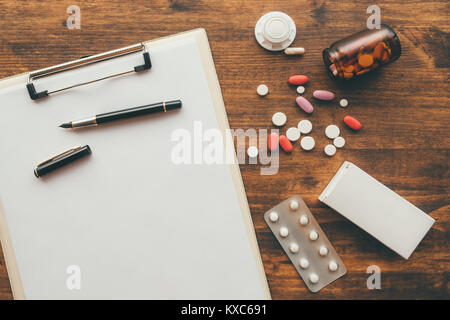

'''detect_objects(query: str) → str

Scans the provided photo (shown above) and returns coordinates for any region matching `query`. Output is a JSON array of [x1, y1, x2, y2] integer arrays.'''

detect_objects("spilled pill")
[[325, 125, 340, 139], [296, 86, 305, 94], [313, 90, 335, 101], [269, 211, 279, 222], [256, 84, 269, 96], [279, 227, 289, 238], [272, 112, 287, 126], [340, 99, 348, 107], [344, 115, 362, 130], [300, 136, 315, 151], [268, 133, 279, 151], [284, 47, 305, 55], [299, 258, 310, 269], [288, 75, 308, 85], [333, 136, 345, 148], [324, 144, 336, 157], [279, 135, 293, 153], [286, 127, 301, 142], [247, 146, 259, 158], [296, 96, 314, 113], [298, 119, 312, 134]]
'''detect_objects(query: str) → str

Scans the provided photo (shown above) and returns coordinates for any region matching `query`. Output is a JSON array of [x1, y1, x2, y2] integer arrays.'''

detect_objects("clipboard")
[[0, 29, 270, 299]]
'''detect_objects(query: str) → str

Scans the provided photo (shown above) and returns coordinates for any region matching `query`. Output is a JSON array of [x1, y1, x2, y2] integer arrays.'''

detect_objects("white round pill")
[[325, 125, 340, 139], [309, 273, 319, 284], [279, 227, 289, 238], [300, 136, 315, 151], [286, 127, 301, 142], [289, 242, 299, 253], [269, 211, 279, 222], [299, 258, 309, 269], [319, 246, 329, 256], [272, 112, 287, 127], [247, 146, 259, 158], [333, 136, 345, 148], [296, 86, 305, 94], [340, 98, 348, 107], [328, 261, 339, 272], [324, 144, 337, 157], [299, 215, 309, 226], [257, 84, 269, 96], [297, 119, 312, 134], [289, 200, 299, 211], [309, 230, 319, 241]]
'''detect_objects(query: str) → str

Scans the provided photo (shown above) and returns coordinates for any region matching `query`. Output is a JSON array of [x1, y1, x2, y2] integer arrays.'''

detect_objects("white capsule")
[[269, 211, 279, 222], [325, 125, 340, 139], [300, 136, 315, 151], [257, 84, 269, 96], [309, 273, 319, 284], [309, 230, 319, 241], [328, 261, 339, 272], [286, 127, 301, 142], [340, 98, 349, 107], [324, 144, 337, 157], [289, 200, 299, 211], [289, 242, 299, 253], [272, 112, 287, 127], [299, 258, 310, 269], [284, 47, 305, 55], [296, 86, 305, 94], [297, 119, 312, 134], [319, 246, 329, 256], [299, 215, 309, 226], [279, 227, 289, 238], [247, 146, 259, 158], [333, 136, 346, 148]]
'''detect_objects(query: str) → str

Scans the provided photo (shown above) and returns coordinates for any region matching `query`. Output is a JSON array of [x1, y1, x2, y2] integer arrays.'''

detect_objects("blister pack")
[[264, 195, 346, 292]]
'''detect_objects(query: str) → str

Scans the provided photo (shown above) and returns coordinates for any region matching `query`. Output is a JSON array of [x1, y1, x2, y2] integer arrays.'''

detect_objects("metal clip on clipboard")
[[26, 43, 151, 100]]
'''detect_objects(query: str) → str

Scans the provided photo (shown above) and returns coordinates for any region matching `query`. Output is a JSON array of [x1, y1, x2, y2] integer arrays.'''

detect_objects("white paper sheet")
[[0, 35, 267, 299]]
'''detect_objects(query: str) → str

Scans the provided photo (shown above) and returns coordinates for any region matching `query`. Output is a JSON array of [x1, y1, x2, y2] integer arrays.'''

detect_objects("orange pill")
[[344, 115, 362, 131], [268, 133, 279, 151], [288, 75, 308, 85], [279, 135, 293, 153], [358, 54, 374, 68], [372, 43, 384, 60]]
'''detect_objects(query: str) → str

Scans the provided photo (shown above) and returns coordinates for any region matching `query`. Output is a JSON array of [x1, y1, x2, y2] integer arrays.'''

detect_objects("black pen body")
[[96, 100, 182, 124]]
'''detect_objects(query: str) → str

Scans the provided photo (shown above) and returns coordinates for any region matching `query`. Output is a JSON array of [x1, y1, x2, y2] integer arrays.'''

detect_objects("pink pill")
[[313, 90, 335, 101], [296, 96, 314, 114]]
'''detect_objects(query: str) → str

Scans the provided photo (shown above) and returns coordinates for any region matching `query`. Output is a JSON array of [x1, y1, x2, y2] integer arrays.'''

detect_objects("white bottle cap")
[[255, 12, 296, 51]]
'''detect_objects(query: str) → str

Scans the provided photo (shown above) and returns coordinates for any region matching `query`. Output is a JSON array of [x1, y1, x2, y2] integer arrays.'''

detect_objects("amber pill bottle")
[[323, 25, 401, 80]]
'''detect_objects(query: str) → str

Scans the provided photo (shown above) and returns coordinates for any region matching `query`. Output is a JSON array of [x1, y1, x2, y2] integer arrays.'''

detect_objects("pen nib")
[[59, 122, 72, 129]]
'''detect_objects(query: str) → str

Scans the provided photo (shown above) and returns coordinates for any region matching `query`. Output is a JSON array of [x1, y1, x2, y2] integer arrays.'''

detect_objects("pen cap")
[[165, 100, 182, 111], [34, 145, 92, 178]]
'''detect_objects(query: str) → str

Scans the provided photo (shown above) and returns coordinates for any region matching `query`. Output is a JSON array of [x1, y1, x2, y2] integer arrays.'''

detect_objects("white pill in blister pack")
[[269, 211, 279, 222], [264, 195, 347, 293]]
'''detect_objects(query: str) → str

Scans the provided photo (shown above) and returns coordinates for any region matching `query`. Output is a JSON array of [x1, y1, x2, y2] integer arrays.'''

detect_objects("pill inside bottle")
[[323, 25, 401, 81]]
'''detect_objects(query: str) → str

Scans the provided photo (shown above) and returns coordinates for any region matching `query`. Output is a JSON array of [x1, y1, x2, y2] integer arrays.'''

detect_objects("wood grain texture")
[[0, 0, 448, 300]]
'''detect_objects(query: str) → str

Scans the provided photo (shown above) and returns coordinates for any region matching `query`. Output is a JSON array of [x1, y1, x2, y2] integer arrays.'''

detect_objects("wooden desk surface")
[[0, 0, 448, 300]]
